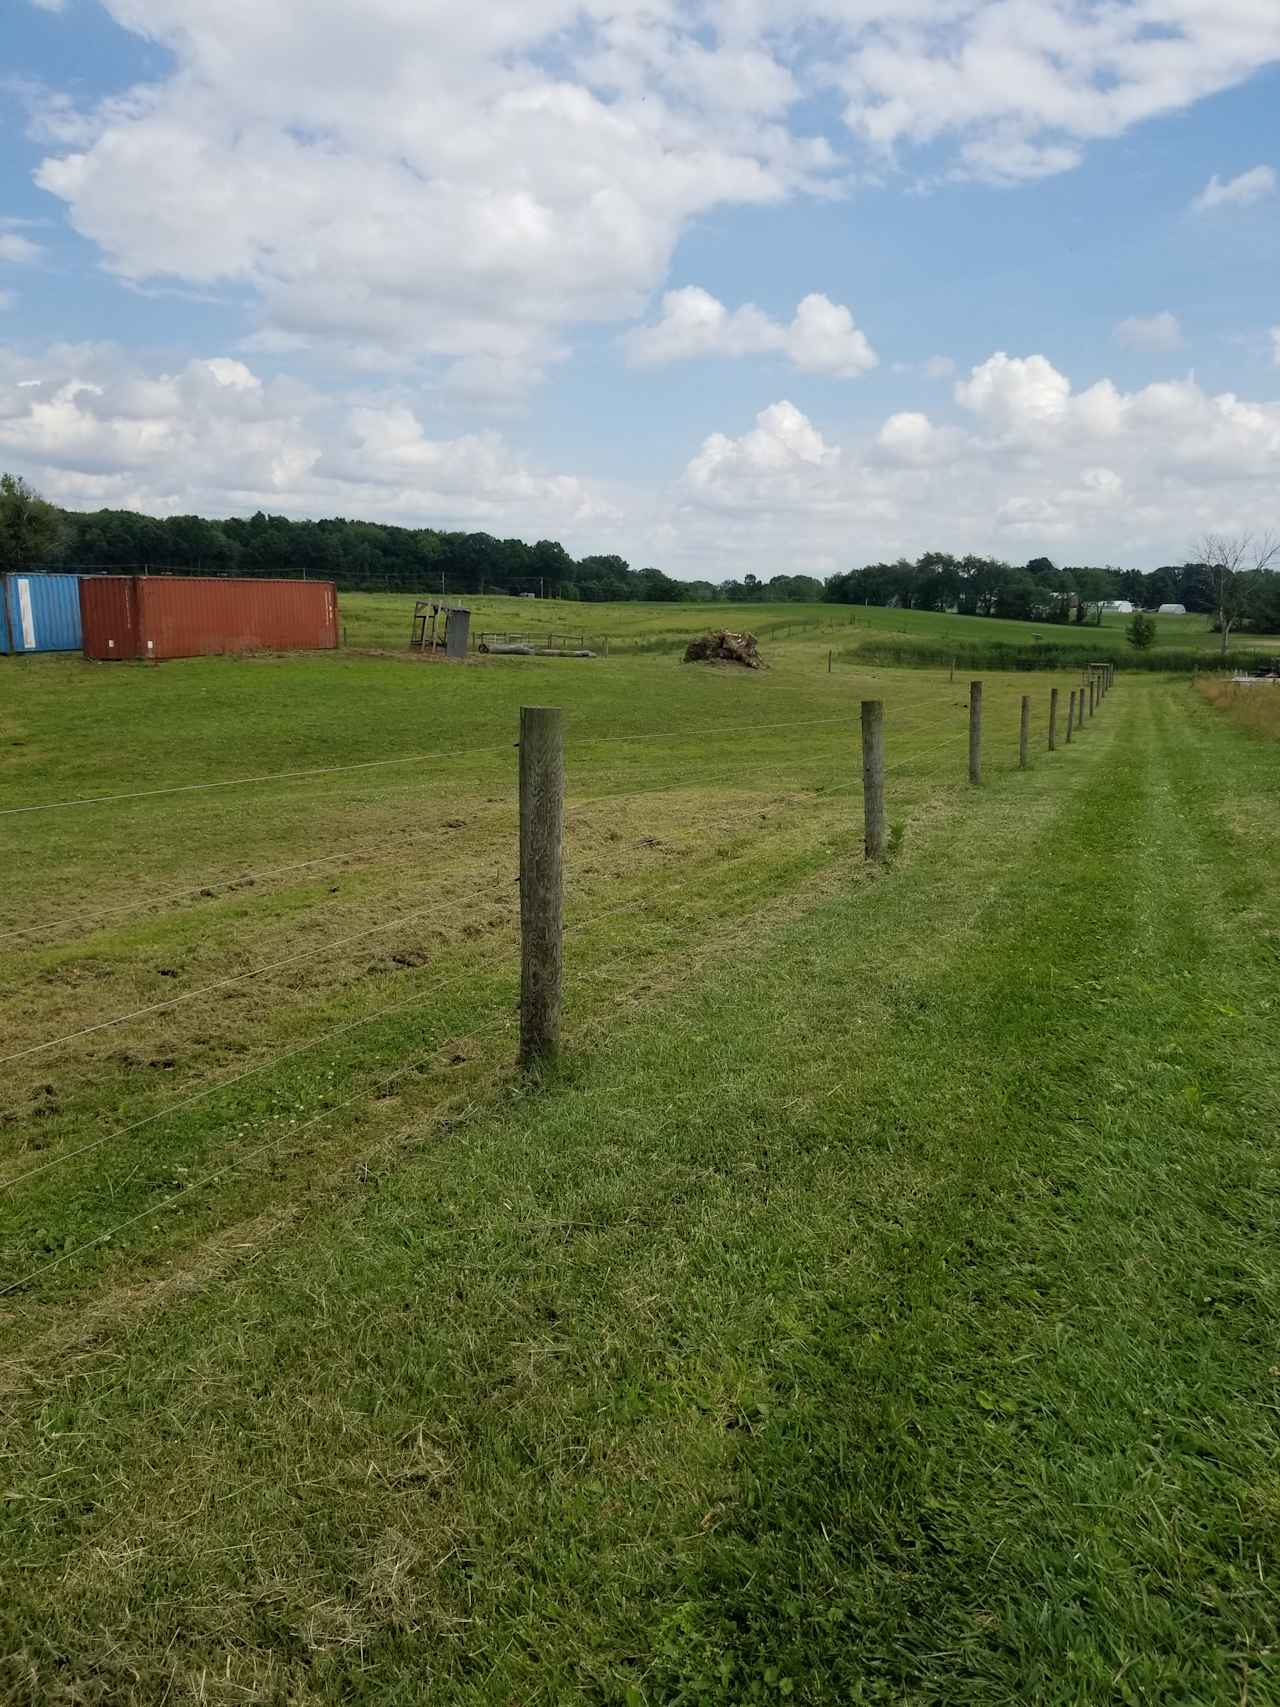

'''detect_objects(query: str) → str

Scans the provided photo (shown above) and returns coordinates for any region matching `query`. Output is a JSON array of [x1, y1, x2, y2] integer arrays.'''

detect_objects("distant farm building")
[[1102, 599, 1135, 614], [1157, 602, 1187, 616]]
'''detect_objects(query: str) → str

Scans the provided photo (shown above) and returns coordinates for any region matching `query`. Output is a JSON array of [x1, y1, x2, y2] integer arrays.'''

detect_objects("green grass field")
[[339, 588, 1262, 660], [2, 623, 1279, 1704]]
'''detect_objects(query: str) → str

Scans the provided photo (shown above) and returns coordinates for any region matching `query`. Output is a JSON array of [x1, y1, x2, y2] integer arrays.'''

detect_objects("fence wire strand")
[[0, 682, 1092, 1302]]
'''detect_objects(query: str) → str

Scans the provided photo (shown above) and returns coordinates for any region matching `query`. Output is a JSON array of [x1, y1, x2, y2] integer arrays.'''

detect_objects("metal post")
[[1048, 686, 1059, 751], [861, 700, 886, 862], [968, 680, 983, 785], [518, 706, 564, 1068], [1019, 695, 1030, 769]]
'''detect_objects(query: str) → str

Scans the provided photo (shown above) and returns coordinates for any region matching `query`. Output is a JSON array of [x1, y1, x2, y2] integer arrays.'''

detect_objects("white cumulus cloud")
[[0, 344, 619, 545], [1191, 164, 1276, 211], [0, 232, 45, 266], [23, 0, 1280, 397], [1113, 311, 1184, 352], [666, 352, 1280, 574], [625, 288, 877, 377]]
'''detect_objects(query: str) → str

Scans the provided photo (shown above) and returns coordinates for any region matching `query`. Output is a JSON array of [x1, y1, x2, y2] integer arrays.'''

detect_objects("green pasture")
[[1, 628, 1278, 1704]]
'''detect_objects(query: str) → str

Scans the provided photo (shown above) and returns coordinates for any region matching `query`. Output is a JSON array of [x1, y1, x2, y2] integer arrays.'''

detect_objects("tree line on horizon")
[[2, 477, 1278, 633]]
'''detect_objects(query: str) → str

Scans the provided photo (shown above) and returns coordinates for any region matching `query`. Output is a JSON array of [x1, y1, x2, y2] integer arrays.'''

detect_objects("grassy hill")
[[339, 589, 1271, 666]]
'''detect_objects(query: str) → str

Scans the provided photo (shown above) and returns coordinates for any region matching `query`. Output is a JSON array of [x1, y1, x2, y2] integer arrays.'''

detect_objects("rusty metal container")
[[79, 577, 339, 661]]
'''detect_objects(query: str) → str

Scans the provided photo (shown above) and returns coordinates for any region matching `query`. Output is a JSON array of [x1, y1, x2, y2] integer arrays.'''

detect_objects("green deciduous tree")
[[0, 473, 63, 569], [1195, 531, 1279, 657]]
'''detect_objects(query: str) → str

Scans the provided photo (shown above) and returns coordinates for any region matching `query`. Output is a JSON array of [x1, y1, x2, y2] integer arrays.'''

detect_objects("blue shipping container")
[[0, 574, 83, 654]]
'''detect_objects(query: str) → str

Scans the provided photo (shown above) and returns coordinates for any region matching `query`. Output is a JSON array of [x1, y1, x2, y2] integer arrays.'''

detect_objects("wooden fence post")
[[968, 680, 983, 785], [827, 648, 832, 674], [949, 656, 955, 684], [1089, 675, 1096, 718], [1049, 686, 1059, 751], [1019, 695, 1030, 769], [518, 705, 564, 1068], [1066, 688, 1076, 742], [861, 700, 886, 862]]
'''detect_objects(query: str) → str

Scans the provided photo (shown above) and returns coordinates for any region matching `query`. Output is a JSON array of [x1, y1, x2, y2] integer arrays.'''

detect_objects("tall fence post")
[[1089, 675, 1096, 718], [1066, 688, 1076, 742], [518, 705, 564, 1068], [949, 656, 956, 685], [861, 699, 886, 862], [827, 648, 833, 675], [1049, 686, 1059, 751], [968, 680, 983, 785], [1019, 695, 1030, 769]]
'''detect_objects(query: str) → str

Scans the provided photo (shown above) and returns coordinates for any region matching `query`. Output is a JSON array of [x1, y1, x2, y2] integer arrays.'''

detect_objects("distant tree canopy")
[[5, 488, 832, 605], [822, 553, 1238, 623], [4, 478, 1278, 628]]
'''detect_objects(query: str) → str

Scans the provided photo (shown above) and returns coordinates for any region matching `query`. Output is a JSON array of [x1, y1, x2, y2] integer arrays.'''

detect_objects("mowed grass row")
[[2, 676, 1278, 1704], [1, 644, 1061, 1314]]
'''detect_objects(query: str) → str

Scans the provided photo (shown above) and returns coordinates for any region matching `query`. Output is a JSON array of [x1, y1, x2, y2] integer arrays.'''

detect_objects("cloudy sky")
[[3, 0, 1279, 576]]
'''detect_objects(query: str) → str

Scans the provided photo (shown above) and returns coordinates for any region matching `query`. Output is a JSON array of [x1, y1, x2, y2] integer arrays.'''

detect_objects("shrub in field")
[[1126, 611, 1157, 650]]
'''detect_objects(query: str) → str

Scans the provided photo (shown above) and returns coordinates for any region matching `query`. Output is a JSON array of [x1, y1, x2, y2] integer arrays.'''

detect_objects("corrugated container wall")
[[80, 577, 339, 661], [0, 573, 83, 654]]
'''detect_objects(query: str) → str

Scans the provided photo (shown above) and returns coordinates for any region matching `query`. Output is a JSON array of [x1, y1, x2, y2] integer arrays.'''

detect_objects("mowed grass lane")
[[1, 646, 1048, 1309], [3, 676, 1278, 1703]]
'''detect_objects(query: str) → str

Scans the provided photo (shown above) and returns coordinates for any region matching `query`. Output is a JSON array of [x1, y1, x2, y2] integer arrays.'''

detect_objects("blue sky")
[[2, 0, 1279, 576]]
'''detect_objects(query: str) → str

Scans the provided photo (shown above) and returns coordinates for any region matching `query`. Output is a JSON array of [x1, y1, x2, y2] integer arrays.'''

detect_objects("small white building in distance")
[[1103, 599, 1135, 614], [1157, 602, 1187, 616]]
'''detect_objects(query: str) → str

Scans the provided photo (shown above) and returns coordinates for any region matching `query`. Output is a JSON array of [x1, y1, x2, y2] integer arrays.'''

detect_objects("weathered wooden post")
[[1019, 695, 1030, 769], [949, 656, 956, 684], [1066, 688, 1076, 742], [518, 706, 564, 1067], [1049, 686, 1059, 751], [861, 700, 886, 862], [1088, 675, 1096, 718], [827, 648, 832, 675], [968, 680, 983, 785]]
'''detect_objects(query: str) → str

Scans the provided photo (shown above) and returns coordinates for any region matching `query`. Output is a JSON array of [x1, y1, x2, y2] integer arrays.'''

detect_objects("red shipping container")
[[79, 577, 339, 661]]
